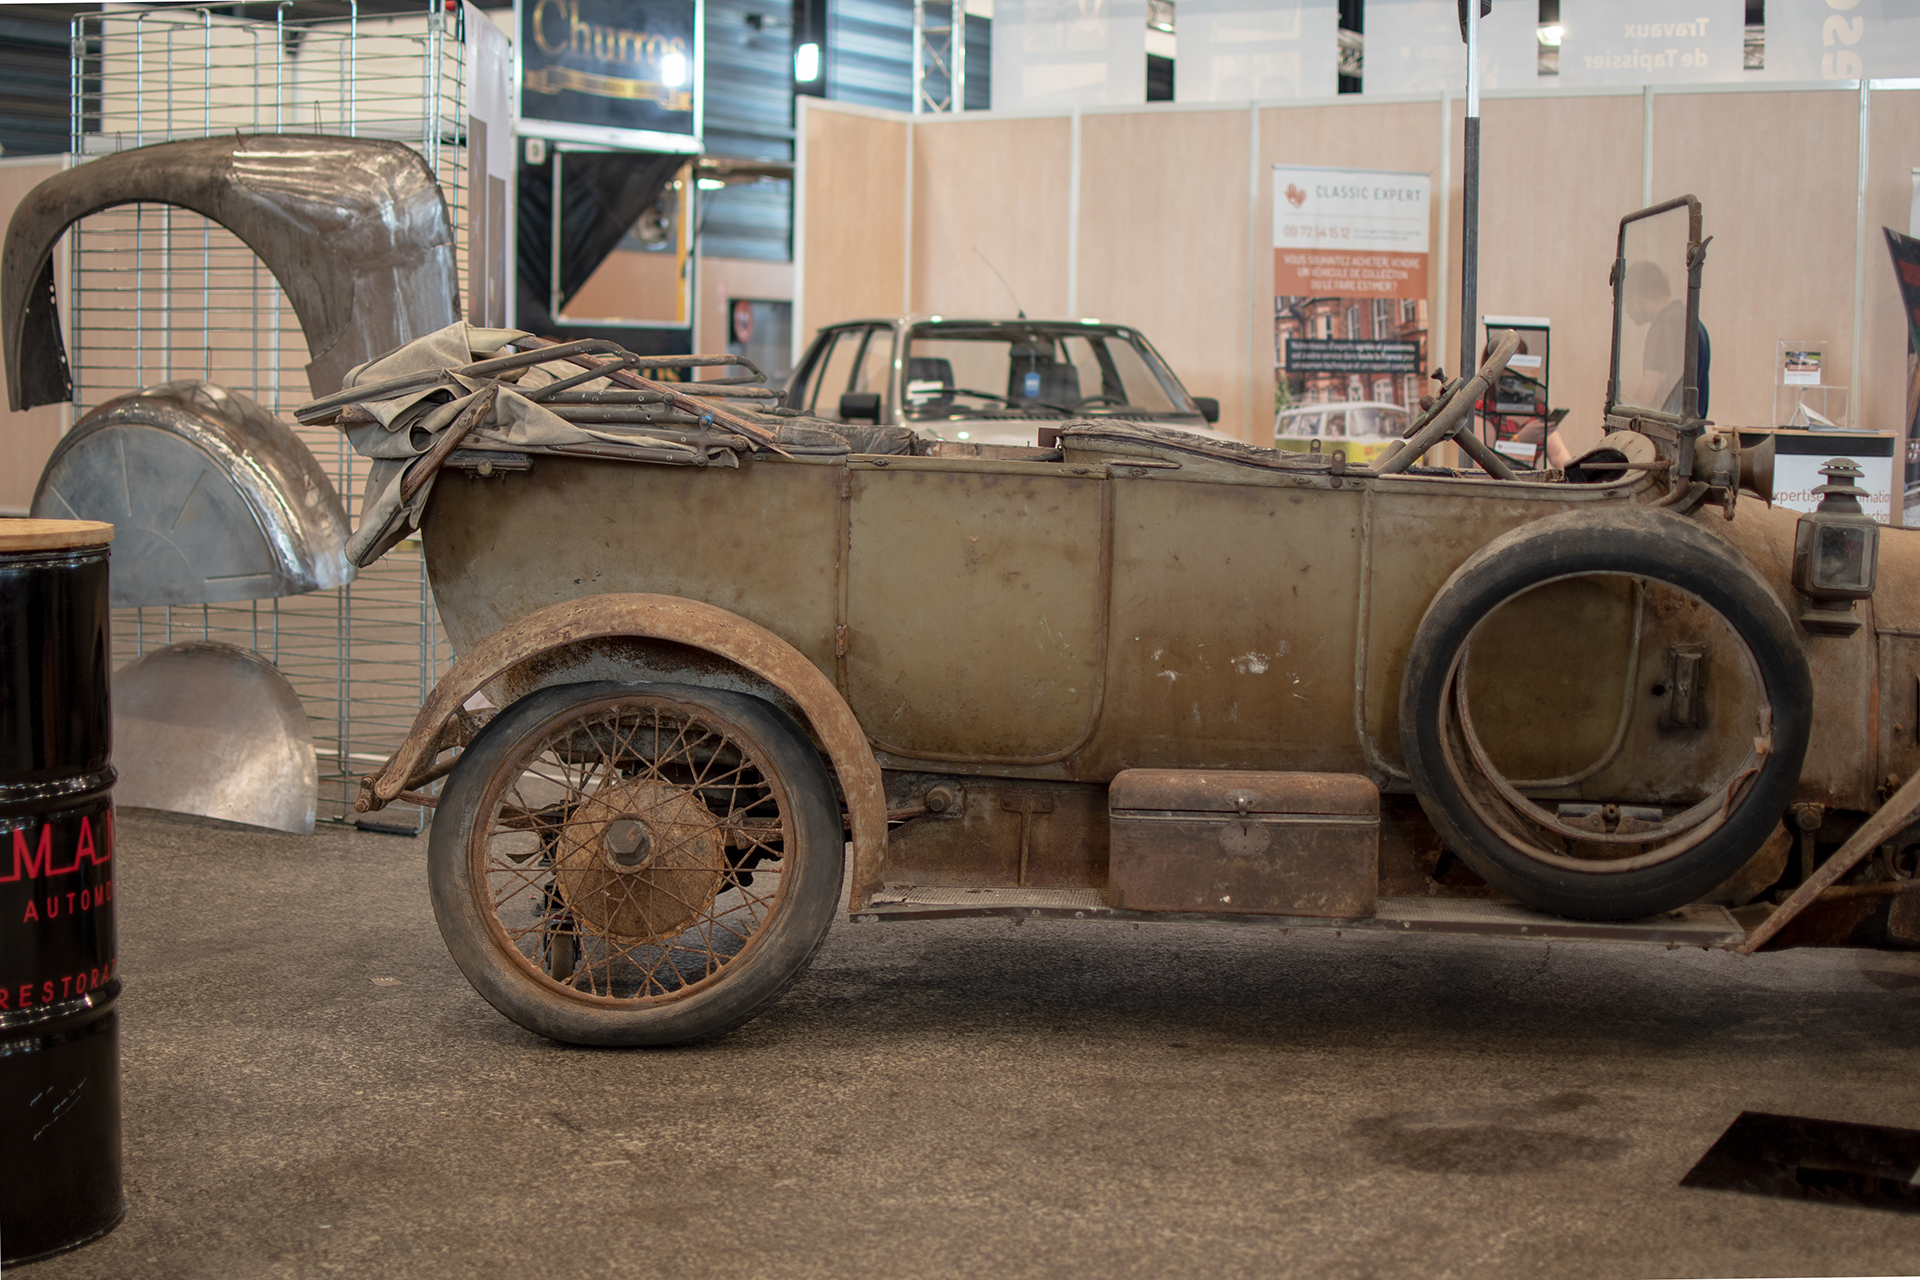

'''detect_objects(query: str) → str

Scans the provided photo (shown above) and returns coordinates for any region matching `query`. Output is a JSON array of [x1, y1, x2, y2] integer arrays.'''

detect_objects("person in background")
[[1624, 261, 1710, 417]]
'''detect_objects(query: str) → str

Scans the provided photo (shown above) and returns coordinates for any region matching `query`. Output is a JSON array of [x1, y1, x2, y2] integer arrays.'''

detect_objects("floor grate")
[[1683, 1111, 1920, 1215]]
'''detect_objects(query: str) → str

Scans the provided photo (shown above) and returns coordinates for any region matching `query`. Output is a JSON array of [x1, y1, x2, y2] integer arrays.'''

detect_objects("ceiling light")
[[697, 177, 726, 190], [661, 50, 688, 86], [795, 42, 821, 82], [1537, 24, 1563, 46]]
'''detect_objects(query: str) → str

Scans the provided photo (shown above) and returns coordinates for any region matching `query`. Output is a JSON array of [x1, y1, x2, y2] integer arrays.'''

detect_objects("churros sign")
[[1273, 166, 1431, 300]]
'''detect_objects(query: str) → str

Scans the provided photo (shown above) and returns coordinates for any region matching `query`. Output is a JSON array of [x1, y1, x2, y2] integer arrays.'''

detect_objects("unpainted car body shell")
[[413, 429, 1910, 911], [1, 133, 458, 410]]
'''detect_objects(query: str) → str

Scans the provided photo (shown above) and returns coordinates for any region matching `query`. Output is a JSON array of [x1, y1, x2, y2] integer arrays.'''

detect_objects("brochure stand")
[[1479, 315, 1551, 464], [1773, 339, 1848, 429]]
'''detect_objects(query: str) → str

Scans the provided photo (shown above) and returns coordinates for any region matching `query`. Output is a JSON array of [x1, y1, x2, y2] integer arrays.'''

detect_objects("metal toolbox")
[[1106, 770, 1379, 917]]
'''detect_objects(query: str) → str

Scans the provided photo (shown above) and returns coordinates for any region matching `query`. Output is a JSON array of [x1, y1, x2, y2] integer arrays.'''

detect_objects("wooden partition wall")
[[799, 84, 1920, 460]]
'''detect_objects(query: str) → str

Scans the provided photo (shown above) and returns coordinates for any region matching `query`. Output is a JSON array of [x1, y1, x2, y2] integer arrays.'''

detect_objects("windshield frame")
[[1606, 195, 1704, 425]]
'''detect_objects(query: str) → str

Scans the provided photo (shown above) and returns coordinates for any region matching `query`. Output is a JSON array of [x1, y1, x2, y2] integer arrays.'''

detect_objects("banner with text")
[[1557, 0, 1743, 86], [518, 0, 698, 149], [1273, 165, 1431, 422]]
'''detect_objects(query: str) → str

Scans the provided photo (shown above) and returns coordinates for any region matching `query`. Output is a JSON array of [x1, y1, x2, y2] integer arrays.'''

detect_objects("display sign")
[[1284, 339, 1419, 375], [1272, 165, 1432, 419], [517, 0, 700, 151], [1782, 348, 1823, 386], [1888, 229, 1920, 355], [1757, 0, 1920, 82], [1557, 0, 1744, 87], [1273, 166, 1429, 297], [1770, 430, 1896, 524]]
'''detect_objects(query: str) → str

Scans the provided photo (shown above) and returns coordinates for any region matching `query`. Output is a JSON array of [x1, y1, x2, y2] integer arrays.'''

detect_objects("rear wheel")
[[429, 680, 844, 1045], [1399, 507, 1811, 920]]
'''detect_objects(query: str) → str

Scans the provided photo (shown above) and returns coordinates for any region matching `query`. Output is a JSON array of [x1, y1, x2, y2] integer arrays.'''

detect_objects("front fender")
[[360, 593, 889, 909], [2, 134, 457, 410]]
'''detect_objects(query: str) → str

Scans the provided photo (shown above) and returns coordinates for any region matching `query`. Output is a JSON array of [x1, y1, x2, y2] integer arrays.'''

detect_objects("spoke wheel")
[[429, 681, 843, 1046]]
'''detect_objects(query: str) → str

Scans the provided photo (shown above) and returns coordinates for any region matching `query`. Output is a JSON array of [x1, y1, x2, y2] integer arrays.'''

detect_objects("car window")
[[1056, 335, 1179, 414], [807, 328, 865, 416], [900, 325, 1187, 419], [789, 331, 832, 413], [1323, 412, 1347, 438], [850, 327, 892, 398], [1349, 407, 1389, 437]]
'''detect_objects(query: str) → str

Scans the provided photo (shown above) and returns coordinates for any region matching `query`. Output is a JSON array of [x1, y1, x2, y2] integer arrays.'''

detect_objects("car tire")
[[1399, 506, 1811, 920], [429, 680, 844, 1046]]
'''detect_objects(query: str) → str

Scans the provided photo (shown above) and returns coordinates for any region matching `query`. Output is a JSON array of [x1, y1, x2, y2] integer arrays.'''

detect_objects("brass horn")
[[1737, 430, 1777, 505]]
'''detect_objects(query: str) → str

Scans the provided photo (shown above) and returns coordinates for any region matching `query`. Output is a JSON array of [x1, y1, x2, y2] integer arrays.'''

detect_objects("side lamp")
[[1791, 458, 1879, 637]]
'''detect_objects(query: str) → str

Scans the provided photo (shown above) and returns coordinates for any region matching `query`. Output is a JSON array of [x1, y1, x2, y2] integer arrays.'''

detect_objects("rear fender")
[[2, 134, 457, 409], [360, 593, 889, 909]]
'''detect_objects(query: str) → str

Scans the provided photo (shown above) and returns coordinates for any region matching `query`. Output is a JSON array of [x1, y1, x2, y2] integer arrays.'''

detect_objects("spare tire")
[[1399, 505, 1811, 920]]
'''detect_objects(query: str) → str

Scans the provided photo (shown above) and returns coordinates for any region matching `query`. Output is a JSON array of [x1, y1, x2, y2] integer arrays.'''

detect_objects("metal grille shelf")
[[68, 2, 474, 828]]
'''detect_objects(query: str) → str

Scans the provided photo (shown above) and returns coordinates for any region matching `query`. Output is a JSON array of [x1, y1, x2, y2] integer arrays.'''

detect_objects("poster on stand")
[[1272, 166, 1430, 454]]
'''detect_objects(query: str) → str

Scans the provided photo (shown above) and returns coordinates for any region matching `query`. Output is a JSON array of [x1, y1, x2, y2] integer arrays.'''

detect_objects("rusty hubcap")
[[555, 778, 727, 941]]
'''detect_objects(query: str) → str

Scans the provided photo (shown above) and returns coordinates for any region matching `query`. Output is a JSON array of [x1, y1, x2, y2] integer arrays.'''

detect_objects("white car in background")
[[784, 317, 1232, 448]]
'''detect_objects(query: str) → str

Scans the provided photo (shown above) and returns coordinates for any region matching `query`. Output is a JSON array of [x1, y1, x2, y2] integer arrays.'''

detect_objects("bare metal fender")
[[3, 134, 458, 410], [33, 380, 354, 607]]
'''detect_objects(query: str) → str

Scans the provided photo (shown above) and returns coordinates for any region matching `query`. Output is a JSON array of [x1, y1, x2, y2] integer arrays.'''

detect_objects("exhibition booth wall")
[[796, 82, 1920, 462]]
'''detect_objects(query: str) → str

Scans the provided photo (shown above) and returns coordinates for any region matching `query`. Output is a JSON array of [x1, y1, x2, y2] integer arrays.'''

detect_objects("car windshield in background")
[[901, 325, 1187, 420]]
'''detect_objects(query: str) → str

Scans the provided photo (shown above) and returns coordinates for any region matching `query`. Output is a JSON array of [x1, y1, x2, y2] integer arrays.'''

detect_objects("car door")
[[842, 456, 1105, 762]]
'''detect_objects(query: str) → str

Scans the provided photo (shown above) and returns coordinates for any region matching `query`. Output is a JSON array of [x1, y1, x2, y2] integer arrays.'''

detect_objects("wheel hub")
[[555, 778, 727, 941], [603, 815, 652, 868]]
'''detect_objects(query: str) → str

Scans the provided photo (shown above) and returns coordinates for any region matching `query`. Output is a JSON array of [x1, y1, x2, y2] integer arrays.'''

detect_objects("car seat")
[[1007, 350, 1080, 405], [905, 356, 955, 412]]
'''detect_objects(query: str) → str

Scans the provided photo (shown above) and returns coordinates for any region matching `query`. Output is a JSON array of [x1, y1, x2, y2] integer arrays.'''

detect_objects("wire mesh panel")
[[67, 4, 473, 827]]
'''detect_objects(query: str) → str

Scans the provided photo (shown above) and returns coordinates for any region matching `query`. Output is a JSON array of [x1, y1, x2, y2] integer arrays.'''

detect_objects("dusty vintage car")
[[784, 316, 1228, 448], [294, 196, 1920, 1050], [1273, 399, 1409, 465]]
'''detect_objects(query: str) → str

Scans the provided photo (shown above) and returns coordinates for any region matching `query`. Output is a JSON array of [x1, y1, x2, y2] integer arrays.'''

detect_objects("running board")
[[852, 887, 1747, 948]]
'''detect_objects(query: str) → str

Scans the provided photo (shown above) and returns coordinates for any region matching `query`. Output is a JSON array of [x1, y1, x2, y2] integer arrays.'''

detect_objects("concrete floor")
[[22, 808, 1920, 1279]]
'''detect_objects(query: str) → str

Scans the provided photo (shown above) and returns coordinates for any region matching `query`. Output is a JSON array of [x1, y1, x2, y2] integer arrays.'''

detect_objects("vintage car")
[[263, 195, 1920, 1051], [1273, 399, 1409, 465], [784, 316, 1228, 448]]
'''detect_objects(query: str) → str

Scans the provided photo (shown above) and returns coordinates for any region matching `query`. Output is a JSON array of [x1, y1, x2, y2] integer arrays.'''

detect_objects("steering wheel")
[[1069, 394, 1130, 410], [1375, 330, 1522, 476]]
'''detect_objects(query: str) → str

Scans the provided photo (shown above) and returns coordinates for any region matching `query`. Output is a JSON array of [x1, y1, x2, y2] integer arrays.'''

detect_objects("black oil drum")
[[0, 519, 123, 1265]]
